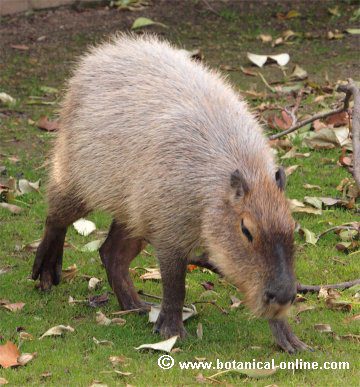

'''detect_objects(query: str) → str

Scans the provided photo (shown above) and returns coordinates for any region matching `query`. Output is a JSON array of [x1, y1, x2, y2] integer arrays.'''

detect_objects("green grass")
[[1, 2, 359, 385]]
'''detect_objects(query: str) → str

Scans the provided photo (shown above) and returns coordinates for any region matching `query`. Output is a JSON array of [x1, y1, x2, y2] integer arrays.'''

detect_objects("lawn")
[[0, 1, 359, 385]]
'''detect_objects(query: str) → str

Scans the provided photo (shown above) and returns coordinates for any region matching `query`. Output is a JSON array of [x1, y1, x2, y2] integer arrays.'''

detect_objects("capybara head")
[[206, 167, 296, 319]]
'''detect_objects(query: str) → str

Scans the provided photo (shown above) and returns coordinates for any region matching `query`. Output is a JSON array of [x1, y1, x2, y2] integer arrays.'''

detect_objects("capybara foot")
[[269, 319, 313, 354], [154, 311, 187, 339]]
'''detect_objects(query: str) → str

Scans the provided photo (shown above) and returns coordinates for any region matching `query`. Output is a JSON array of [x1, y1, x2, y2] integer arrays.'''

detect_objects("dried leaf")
[[62, 264, 78, 282], [17, 352, 36, 366], [299, 228, 318, 245], [88, 277, 101, 290], [257, 34, 272, 43], [148, 304, 197, 323], [18, 179, 40, 194], [326, 298, 352, 312], [73, 218, 96, 236], [346, 28, 360, 35], [247, 52, 267, 68], [268, 53, 290, 66], [290, 64, 308, 81], [96, 311, 112, 326], [0, 342, 20, 368], [93, 337, 114, 346], [135, 335, 178, 352], [81, 239, 102, 252], [339, 334, 360, 343], [2, 302, 25, 312], [304, 196, 323, 209], [230, 295, 243, 308], [109, 355, 127, 366], [89, 293, 109, 308], [344, 313, 360, 323], [294, 304, 315, 315], [325, 111, 348, 127], [19, 332, 33, 341], [0, 377, 8, 384], [0, 202, 22, 214], [37, 116, 59, 132], [303, 127, 350, 149], [285, 165, 299, 176], [0, 92, 16, 105], [314, 323, 332, 333], [140, 268, 161, 280], [11, 44, 29, 50], [39, 325, 74, 339], [201, 281, 214, 291], [303, 184, 321, 190]]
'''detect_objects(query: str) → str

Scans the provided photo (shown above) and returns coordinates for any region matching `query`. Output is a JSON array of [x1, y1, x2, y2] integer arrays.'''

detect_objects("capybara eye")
[[241, 219, 253, 242]]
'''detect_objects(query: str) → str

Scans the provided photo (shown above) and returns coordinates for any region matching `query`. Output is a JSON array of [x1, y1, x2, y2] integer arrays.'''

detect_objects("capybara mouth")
[[245, 292, 293, 319]]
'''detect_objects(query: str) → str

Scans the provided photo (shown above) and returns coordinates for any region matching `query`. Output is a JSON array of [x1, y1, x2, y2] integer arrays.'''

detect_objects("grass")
[[0, 2, 359, 385]]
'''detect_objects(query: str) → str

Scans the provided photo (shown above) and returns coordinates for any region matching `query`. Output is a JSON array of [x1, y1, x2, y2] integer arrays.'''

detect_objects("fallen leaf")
[[81, 239, 102, 252], [344, 313, 360, 323], [40, 372, 52, 379], [304, 196, 323, 209], [96, 311, 112, 326], [0, 202, 22, 214], [148, 304, 197, 323], [37, 116, 59, 132], [22, 239, 41, 252], [326, 298, 352, 312], [131, 17, 167, 30], [230, 295, 243, 308], [201, 281, 214, 291], [18, 179, 41, 194], [93, 337, 114, 346], [346, 28, 360, 35], [19, 332, 33, 341], [325, 111, 348, 127], [140, 268, 161, 280], [11, 44, 29, 50], [339, 334, 360, 343], [0, 377, 8, 384], [290, 64, 308, 80], [257, 34, 272, 43], [303, 127, 350, 149], [88, 277, 101, 290], [62, 264, 78, 282], [39, 86, 58, 94], [39, 325, 74, 339], [89, 293, 109, 308], [299, 228, 318, 245], [328, 30, 344, 39], [109, 355, 128, 366], [314, 323, 332, 333], [187, 264, 198, 272], [247, 52, 267, 68], [73, 218, 96, 236], [209, 367, 277, 380], [303, 184, 321, 190], [247, 52, 290, 67], [0, 342, 19, 368], [285, 165, 299, 177], [0, 92, 16, 105], [196, 323, 203, 340], [294, 304, 315, 315], [2, 302, 25, 312], [135, 335, 178, 353], [240, 66, 257, 76], [17, 352, 36, 366]]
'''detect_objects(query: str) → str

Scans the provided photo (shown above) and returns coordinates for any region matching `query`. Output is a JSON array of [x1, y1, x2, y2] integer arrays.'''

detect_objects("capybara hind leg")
[[32, 193, 88, 291], [154, 249, 187, 339], [99, 221, 148, 312], [269, 319, 312, 354]]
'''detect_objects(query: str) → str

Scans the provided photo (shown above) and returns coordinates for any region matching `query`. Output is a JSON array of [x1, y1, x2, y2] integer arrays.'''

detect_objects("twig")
[[201, 0, 221, 17], [258, 72, 276, 93], [297, 279, 360, 294], [193, 300, 229, 314], [284, 90, 304, 127], [317, 223, 358, 239], [138, 290, 162, 300]]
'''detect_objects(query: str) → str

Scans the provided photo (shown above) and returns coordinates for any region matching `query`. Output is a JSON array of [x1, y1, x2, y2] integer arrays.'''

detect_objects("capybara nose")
[[264, 289, 296, 305]]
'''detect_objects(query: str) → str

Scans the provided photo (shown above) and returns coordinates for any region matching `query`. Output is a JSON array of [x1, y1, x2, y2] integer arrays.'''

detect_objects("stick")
[[297, 279, 360, 294], [201, 0, 221, 17]]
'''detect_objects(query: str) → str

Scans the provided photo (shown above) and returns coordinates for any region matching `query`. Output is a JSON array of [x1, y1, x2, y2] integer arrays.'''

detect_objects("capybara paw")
[[154, 311, 187, 339], [269, 319, 313, 354], [36, 267, 61, 291]]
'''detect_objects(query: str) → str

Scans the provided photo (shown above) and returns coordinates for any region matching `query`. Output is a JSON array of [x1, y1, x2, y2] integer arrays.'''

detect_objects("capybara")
[[32, 34, 310, 353]]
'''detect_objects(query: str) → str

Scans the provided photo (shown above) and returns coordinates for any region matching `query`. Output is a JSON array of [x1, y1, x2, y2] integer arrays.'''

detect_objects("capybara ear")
[[275, 167, 286, 190], [230, 169, 249, 197]]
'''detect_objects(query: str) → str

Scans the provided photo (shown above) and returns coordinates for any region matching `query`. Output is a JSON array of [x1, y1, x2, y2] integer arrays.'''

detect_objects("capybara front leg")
[[269, 319, 312, 353], [99, 221, 149, 312], [154, 250, 187, 339], [32, 217, 66, 291]]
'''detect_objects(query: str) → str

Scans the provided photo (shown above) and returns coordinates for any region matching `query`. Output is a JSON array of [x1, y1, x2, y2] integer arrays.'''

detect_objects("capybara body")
[[32, 35, 309, 353]]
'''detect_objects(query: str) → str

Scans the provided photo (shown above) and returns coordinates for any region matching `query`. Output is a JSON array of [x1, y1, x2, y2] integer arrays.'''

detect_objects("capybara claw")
[[154, 311, 187, 339], [269, 318, 311, 354]]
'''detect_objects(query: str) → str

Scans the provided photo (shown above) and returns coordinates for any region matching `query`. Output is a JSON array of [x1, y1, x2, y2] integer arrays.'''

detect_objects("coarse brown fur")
[[32, 34, 310, 352]]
